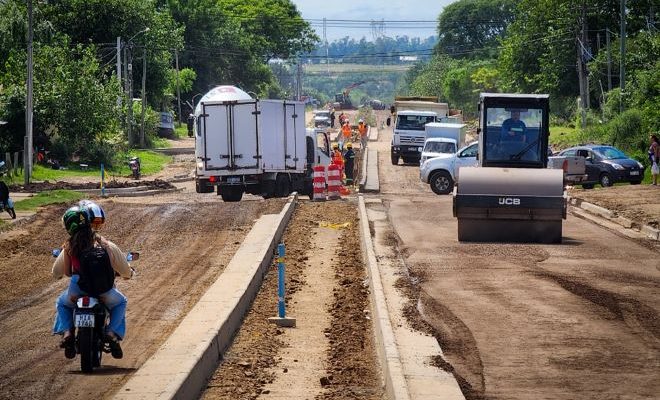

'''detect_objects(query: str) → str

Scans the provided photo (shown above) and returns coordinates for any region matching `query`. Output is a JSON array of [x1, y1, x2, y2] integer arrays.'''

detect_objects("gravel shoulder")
[[569, 185, 660, 228], [0, 190, 284, 400], [201, 200, 382, 400]]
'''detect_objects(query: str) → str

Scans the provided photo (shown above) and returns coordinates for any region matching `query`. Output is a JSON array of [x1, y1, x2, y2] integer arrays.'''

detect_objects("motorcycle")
[[52, 249, 139, 373], [0, 161, 16, 219], [128, 157, 141, 180]]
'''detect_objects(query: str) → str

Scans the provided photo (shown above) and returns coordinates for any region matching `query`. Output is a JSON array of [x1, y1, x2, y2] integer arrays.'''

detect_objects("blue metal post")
[[100, 163, 106, 196], [277, 243, 286, 318]]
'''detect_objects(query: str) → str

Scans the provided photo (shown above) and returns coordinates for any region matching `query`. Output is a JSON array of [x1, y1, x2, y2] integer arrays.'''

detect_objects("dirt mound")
[[569, 185, 660, 228], [10, 179, 175, 193]]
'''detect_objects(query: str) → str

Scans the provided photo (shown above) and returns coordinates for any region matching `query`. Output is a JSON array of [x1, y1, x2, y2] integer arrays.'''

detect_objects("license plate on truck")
[[75, 313, 95, 328], [227, 176, 241, 183]]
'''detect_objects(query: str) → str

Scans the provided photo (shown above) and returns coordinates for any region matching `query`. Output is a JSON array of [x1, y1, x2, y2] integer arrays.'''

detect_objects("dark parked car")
[[557, 145, 645, 188]]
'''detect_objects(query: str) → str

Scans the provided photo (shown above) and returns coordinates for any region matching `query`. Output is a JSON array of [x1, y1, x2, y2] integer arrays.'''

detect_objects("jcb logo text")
[[498, 197, 521, 206]]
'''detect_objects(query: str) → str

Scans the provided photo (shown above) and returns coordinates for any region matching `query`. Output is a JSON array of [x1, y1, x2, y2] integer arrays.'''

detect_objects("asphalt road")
[[373, 126, 660, 399]]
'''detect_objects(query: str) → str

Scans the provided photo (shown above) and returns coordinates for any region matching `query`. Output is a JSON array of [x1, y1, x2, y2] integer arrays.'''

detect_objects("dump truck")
[[453, 93, 566, 243], [193, 86, 332, 202]]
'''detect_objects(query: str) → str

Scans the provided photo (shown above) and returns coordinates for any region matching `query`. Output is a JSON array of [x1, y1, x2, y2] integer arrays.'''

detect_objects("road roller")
[[453, 93, 566, 243]]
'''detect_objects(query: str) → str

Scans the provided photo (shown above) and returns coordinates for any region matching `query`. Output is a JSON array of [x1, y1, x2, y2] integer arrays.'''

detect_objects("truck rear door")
[[284, 102, 304, 171], [201, 100, 260, 172]]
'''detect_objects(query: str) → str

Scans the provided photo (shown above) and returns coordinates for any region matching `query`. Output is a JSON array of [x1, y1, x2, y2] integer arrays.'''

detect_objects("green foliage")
[[436, 0, 516, 58], [356, 106, 377, 127], [1, 37, 122, 162], [14, 190, 85, 212]]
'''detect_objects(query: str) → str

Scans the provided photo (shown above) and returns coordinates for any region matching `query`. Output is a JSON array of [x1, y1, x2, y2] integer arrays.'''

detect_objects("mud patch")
[[10, 179, 175, 193]]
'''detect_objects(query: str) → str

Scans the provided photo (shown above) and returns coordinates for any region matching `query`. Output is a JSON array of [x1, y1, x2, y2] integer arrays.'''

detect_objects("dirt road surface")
[[201, 200, 382, 400], [372, 125, 660, 399], [0, 188, 285, 400]]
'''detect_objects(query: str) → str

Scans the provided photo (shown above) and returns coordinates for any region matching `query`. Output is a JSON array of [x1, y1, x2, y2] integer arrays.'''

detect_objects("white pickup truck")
[[419, 141, 479, 194]]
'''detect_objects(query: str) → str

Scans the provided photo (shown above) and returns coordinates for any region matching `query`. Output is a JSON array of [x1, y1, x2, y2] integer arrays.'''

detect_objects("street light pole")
[[124, 28, 149, 147], [140, 46, 147, 148], [24, 0, 34, 185]]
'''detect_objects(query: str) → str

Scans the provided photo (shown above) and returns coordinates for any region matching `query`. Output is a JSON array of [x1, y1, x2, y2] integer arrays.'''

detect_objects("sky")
[[291, 0, 456, 42]]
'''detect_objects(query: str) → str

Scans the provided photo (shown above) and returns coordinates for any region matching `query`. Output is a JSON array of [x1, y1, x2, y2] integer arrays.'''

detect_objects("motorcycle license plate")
[[75, 313, 95, 328]]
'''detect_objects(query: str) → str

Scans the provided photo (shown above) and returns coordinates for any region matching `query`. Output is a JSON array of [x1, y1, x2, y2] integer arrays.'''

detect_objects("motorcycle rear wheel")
[[78, 328, 99, 373]]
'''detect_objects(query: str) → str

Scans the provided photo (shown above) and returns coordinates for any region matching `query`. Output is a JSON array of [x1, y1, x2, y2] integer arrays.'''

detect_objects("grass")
[[4, 150, 172, 183], [14, 189, 84, 211], [549, 125, 583, 149]]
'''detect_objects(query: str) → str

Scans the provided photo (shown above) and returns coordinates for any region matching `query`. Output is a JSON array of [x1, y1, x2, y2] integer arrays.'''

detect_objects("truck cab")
[[391, 110, 438, 165]]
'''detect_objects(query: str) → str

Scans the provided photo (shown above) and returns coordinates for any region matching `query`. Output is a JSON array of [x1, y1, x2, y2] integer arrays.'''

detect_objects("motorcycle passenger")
[[52, 202, 132, 359]]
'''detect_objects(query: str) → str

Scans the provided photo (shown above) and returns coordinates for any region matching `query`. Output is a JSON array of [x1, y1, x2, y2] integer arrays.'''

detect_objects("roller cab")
[[453, 93, 566, 243]]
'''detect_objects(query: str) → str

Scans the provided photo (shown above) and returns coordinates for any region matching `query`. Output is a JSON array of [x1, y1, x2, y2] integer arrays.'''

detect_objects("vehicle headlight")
[[197, 161, 204, 169], [637, 161, 644, 168], [611, 163, 624, 170]]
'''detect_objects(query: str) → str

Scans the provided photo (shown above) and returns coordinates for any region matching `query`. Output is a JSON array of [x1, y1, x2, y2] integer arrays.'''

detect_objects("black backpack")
[[77, 247, 115, 296]]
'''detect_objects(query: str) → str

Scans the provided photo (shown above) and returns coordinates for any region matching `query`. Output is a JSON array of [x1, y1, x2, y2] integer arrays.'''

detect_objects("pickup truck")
[[420, 141, 478, 194], [547, 155, 588, 185]]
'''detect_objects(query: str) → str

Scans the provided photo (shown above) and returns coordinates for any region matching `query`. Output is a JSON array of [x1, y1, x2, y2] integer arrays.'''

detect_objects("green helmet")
[[62, 206, 89, 235]]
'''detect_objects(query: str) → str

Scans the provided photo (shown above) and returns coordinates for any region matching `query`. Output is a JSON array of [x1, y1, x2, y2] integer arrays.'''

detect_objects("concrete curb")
[[358, 195, 410, 400], [368, 126, 379, 142], [359, 149, 369, 191], [113, 194, 298, 400], [76, 187, 182, 197], [568, 196, 659, 241], [362, 149, 380, 193]]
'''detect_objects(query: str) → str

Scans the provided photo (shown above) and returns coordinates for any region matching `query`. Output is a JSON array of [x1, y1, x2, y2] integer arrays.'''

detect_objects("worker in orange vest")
[[331, 144, 344, 170], [340, 121, 352, 150], [358, 119, 368, 149]]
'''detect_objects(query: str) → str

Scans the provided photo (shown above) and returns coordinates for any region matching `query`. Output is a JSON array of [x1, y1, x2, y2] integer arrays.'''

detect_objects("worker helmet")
[[346, 142, 353, 148], [79, 200, 106, 230], [332, 143, 339, 150], [359, 119, 364, 123], [62, 206, 90, 236]]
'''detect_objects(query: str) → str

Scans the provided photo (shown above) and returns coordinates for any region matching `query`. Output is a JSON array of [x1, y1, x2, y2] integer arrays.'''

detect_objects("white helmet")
[[79, 200, 105, 230]]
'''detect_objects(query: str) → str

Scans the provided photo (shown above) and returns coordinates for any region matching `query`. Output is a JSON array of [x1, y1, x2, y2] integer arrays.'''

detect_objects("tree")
[[436, 0, 517, 58]]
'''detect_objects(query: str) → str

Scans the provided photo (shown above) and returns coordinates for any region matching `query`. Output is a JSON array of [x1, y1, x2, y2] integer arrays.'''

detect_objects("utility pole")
[[323, 18, 329, 73], [175, 49, 182, 125], [606, 29, 612, 91], [296, 59, 303, 101], [619, 0, 626, 112], [577, 1, 588, 128], [24, 0, 34, 185], [140, 47, 147, 148], [127, 48, 133, 146], [116, 37, 122, 114]]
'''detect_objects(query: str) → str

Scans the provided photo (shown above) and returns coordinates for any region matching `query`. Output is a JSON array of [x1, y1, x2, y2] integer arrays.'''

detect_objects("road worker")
[[331, 144, 344, 169], [343, 142, 355, 185], [340, 120, 352, 150], [358, 119, 368, 149]]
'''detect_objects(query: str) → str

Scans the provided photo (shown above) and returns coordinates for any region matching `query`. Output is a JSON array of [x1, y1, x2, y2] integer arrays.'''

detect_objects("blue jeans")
[[52, 275, 127, 339]]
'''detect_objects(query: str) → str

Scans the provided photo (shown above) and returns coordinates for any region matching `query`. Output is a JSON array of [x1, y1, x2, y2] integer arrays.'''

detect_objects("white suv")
[[419, 141, 479, 194]]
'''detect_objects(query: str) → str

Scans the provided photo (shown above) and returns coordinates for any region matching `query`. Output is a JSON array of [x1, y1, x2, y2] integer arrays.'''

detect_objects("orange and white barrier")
[[312, 165, 326, 201], [327, 164, 341, 200]]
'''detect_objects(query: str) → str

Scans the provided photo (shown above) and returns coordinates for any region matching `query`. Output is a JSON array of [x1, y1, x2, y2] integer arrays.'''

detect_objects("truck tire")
[[429, 170, 453, 195], [391, 154, 399, 165], [275, 174, 290, 197], [220, 186, 243, 202], [196, 179, 214, 193]]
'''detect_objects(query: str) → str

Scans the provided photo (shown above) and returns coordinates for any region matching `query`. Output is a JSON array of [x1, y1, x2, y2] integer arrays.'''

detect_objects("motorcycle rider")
[[52, 201, 132, 359], [0, 162, 16, 219]]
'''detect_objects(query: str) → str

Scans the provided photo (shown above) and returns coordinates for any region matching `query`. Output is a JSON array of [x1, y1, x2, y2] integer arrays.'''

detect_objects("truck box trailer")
[[194, 86, 331, 201]]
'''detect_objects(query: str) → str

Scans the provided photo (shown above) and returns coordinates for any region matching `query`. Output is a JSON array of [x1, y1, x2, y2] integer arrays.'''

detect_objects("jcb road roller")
[[453, 93, 566, 243]]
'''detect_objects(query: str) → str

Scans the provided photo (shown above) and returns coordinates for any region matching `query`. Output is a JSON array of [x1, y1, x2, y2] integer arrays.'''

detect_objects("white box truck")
[[194, 86, 332, 201]]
